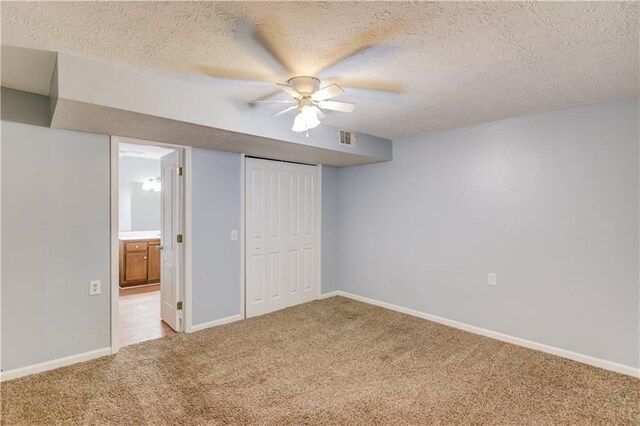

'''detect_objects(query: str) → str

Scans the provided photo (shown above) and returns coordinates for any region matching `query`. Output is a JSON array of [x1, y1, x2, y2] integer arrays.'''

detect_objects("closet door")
[[245, 158, 318, 318], [264, 161, 287, 313], [286, 163, 317, 307], [246, 160, 269, 318]]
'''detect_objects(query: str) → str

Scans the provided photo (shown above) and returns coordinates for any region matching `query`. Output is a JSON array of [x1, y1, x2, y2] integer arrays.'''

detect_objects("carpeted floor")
[[1, 296, 638, 425]]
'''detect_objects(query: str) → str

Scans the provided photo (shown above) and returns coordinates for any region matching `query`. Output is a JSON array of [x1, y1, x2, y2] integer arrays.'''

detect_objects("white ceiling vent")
[[339, 130, 357, 148]]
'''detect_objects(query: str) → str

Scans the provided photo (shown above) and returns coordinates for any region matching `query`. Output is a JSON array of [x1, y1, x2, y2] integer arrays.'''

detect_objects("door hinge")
[[177, 166, 183, 176], [177, 301, 183, 310], [176, 234, 183, 243]]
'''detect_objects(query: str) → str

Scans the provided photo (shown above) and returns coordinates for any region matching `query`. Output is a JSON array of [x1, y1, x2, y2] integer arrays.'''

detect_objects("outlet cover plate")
[[89, 280, 101, 295], [488, 273, 497, 286]]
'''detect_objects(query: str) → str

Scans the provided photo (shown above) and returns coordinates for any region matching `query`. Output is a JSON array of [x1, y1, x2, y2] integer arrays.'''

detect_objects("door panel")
[[303, 173, 314, 236], [289, 173, 299, 238], [246, 166, 268, 317], [160, 150, 183, 331], [303, 248, 313, 290], [267, 167, 286, 312], [245, 158, 319, 317], [269, 253, 281, 298], [289, 249, 300, 295], [251, 254, 265, 303]]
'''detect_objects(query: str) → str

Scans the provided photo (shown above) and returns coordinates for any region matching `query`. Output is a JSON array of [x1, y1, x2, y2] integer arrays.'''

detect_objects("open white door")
[[160, 150, 184, 331]]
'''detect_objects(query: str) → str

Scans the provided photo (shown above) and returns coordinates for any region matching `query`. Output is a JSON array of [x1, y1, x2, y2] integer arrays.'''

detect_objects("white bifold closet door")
[[246, 157, 319, 318]]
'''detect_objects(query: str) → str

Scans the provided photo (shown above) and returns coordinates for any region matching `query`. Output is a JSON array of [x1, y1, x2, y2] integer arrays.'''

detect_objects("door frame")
[[242, 157, 322, 317], [110, 136, 193, 354]]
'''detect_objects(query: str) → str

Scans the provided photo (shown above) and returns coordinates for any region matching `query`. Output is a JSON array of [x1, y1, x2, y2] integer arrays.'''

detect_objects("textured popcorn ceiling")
[[2, 1, 638, 140]]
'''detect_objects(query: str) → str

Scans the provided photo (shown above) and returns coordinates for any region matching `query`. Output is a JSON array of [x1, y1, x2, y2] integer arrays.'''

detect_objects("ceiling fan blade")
[[325, 78, 404, 95], [194, 65, 276, 84], [311, 84, 344, 101], [252, 25, 295, 75], [251, 100, 297, 104], [316, 45, 397, 78], [276, 83, 303, 99], [272, 105, 298, 117], [317, 100, 355, 113]]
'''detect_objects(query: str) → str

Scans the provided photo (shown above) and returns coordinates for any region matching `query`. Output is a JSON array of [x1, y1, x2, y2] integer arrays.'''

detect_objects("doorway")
[[111, 137, 188, 351], [244, 157, 321, 318]]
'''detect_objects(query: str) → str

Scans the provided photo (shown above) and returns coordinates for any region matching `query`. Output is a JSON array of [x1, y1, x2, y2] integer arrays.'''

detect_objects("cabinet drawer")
[[126, 242, 148, 252]]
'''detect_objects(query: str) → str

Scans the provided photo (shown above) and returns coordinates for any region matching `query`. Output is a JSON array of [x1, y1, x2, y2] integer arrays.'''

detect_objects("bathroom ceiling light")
[[142, 178, 161, 192]]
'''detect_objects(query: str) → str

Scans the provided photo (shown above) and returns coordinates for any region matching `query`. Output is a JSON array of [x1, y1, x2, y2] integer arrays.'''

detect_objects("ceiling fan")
[[252, 76, 355, 135], [196, 17, 403, 136]]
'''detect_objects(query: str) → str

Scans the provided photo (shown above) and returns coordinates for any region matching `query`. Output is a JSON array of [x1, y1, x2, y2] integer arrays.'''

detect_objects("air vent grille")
[[339, 130, 357, 147]]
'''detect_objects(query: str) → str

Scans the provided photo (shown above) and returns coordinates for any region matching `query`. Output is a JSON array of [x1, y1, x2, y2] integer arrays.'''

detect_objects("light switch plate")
[[89, 280, 101, 295], [231, 229, 238, 241], [488, 273, 497, 286]]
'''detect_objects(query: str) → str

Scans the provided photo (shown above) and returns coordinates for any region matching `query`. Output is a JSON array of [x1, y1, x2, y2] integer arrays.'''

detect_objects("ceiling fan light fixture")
[[292, 104, 322, 133], [256, 76, 355, 134]]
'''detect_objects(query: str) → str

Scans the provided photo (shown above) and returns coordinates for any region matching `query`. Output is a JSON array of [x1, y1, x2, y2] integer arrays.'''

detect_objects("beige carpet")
[[1, 296, 638, 425]]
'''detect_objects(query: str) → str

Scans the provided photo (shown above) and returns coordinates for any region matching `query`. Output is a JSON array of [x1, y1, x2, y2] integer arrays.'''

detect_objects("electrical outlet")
[[231, 229, 238, 241], [488, 273, 497, 286], [89, 280, 101, 295]]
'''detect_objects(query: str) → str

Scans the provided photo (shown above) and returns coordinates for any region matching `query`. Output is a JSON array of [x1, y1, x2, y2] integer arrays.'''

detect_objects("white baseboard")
[[4, 297, 636, 381], [318, 291, 340, 299], [329, 291, 640, 378], [190, 314, 243, 333], [0, 347, 111, 382]]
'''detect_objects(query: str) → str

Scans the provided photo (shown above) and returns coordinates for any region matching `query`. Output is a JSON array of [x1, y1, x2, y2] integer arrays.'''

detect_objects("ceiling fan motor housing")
[[288, 76, 320, 96]]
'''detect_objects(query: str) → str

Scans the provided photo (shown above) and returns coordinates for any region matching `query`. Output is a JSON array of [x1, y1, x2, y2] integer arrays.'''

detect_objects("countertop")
[[119, 230, 161, 241]]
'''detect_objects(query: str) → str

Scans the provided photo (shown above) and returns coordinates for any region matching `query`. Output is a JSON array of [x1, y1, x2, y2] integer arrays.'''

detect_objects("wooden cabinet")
[[147, 241, 161, 282], [119, 238, 161, 287]]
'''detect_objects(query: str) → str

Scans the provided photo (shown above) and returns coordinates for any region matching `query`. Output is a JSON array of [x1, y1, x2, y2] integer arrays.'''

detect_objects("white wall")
[[118, 156, 160, 232], [336, 96, 640, 368], [1, 121, 110, 371]]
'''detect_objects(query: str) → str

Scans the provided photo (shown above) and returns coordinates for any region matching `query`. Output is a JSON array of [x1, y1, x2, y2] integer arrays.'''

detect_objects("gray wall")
[[190, 155, 342, 323], [0, 116, 360, 369], [130, 182, 161, 231], [321, 166, 340, 294], [336, 97, 640, 368], [1, 121, 110, 371], [118, 156, 161, 232], [1, 87, 50, 127], [191, 148, 242, 325]]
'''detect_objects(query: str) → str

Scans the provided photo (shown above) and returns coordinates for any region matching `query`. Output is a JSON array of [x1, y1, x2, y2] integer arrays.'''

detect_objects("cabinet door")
[[124, 251, 148, 284], [147, 243, 161, 283]]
